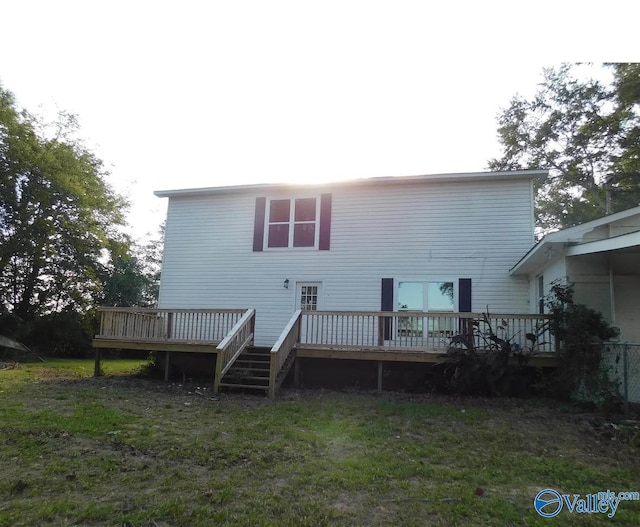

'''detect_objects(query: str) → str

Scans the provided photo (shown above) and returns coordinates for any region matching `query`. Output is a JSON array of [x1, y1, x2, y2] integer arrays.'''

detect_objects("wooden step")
[[234, 358, 271, 366], [224, 370, 269, 380], [218, 347, 274, 395], [225, 373, 269, 381], [218, 382, 269, 391], [234, 375, 268, 381], [229, 364, 271, 374], [231, 368, 269, 374], [241, 353, 270, 360]]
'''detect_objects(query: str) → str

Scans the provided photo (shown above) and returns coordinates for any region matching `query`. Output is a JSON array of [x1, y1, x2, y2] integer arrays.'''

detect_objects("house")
[[510, 205, 640, 342], [94, 169, 557, 395], [155, 169, 546, 344]]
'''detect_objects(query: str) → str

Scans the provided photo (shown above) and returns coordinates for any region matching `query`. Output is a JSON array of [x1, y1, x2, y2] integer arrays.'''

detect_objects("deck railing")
[[269, 310, 302, 398], [298, 311, 555, 353], [214, 309, 256, 392], [96, 307, 247, 343]]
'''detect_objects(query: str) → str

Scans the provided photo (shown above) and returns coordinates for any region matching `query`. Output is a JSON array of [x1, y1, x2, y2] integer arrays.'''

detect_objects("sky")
[[1, 0, 638, 241]]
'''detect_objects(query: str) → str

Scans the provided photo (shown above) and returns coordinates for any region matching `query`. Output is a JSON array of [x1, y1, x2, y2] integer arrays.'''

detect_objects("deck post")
[[213, 351, 224, 394], [294, 358, 301, 388], [164, 352, 170, 382], [94, 348, 102, 377], [377, 361, 383, 394]]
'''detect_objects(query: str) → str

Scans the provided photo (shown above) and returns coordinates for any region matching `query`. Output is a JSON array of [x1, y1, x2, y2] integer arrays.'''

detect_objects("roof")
[[510, 205, 640, 276], [154, 169, 548, 198]]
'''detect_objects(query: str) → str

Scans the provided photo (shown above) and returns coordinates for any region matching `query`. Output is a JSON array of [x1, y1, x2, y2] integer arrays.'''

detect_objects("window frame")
[[264, 196, 321, 250], [395, 278, 458, 340], [396, 278, 458, 313], [296, 282, 323, 311]]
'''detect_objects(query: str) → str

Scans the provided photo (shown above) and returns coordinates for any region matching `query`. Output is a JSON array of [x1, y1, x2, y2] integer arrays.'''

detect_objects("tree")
[[100, 224, 164, 308], [489, 64, 640, 234], [101, 246, 152, 308], [0, 85, 128, 319]]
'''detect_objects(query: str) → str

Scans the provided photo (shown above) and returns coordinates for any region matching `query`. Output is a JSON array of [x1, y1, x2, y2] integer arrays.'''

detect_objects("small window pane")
[[270, 199, 290, 223], [293, 223, 315, 247], [428, 282, 454, 311], [294, 198, 316, 221], [268, 224, 289, 247], [398, 282, 424, 311], [300, 285, 318, 311]]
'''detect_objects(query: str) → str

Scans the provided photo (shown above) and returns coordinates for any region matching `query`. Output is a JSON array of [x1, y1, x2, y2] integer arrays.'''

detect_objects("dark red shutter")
[[319, 193, 332, 250], [253, 197, 266, 251], [458, 278, 472, 339], [458, 278, 472, 312], [381, 278, 394, 340]]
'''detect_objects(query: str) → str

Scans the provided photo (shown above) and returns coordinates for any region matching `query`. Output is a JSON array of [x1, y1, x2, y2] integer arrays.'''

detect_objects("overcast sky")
[[1, 1, 638, 240]]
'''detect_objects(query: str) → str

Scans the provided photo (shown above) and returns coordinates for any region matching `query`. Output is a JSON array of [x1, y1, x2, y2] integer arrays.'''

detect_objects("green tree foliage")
[[100, 226, 163, 308], [0, 85, 128, 319], [489, 63, 640, 233]]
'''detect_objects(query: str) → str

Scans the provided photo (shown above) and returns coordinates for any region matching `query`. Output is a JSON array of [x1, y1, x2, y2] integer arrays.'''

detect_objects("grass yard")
[[0, 359, 639, 526]]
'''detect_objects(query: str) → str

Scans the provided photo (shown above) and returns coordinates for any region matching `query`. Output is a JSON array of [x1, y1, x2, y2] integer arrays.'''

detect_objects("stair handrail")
[[269, 310, 302, 398], [214, 308, 256, 393]]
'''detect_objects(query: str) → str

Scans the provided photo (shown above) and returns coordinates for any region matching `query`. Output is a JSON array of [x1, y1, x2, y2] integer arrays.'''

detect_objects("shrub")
[[545, 280, 621, 411], [27, 311, 95, 358], [437, 312, 548, 397]]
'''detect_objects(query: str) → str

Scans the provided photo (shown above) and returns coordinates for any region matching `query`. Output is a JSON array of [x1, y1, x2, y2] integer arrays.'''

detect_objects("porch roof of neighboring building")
[[510, 206, 640, 277]]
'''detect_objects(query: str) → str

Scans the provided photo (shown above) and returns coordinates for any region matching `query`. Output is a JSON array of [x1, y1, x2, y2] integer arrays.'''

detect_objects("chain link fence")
[[605, 342, 640, 414]]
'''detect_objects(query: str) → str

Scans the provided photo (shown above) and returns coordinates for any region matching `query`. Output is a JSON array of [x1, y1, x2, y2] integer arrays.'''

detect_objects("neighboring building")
[[510, 206, 640, 342], [155, 169, 546, 347]]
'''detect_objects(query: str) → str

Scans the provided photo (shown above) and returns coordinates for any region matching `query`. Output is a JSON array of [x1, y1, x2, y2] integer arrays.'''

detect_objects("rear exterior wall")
[[158, 178, 536, 346]]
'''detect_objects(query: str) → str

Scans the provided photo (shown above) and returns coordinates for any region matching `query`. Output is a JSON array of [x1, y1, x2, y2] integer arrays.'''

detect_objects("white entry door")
[[296, 282, 323, 344]]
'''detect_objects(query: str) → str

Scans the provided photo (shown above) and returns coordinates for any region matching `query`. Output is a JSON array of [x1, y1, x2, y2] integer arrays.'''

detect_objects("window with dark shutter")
[[254, 194, 332, 250]]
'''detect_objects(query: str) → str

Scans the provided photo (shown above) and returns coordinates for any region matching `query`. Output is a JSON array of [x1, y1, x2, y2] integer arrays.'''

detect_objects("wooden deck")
[[94, 307, 558, 397], [93, 307, 256, 390]]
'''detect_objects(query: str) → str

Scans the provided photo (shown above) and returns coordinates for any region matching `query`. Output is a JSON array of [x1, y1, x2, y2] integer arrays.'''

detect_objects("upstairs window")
[[253, 194, 331, 251], [267, 198, 318, 248]]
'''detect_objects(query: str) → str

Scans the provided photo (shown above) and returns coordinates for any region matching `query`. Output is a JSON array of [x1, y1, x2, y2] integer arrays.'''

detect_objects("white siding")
[[614, 276, 640, 341], [568, 254, 613, 321], [158, 177, 536, 346], [529, 257, 567, 313]]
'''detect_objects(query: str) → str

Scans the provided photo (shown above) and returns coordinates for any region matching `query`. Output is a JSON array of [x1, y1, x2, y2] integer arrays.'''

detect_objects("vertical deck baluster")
[[353, 315, 357, 346], [368, 315, 373, 346], [312, 313, 317, 345], [311, 313, 316, 344]]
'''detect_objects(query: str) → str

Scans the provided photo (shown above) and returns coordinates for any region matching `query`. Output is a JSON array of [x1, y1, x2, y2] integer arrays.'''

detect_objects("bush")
[[27, 311, 95, 358], [437, 312, 548, 397], [545, 280, 621, 411]]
